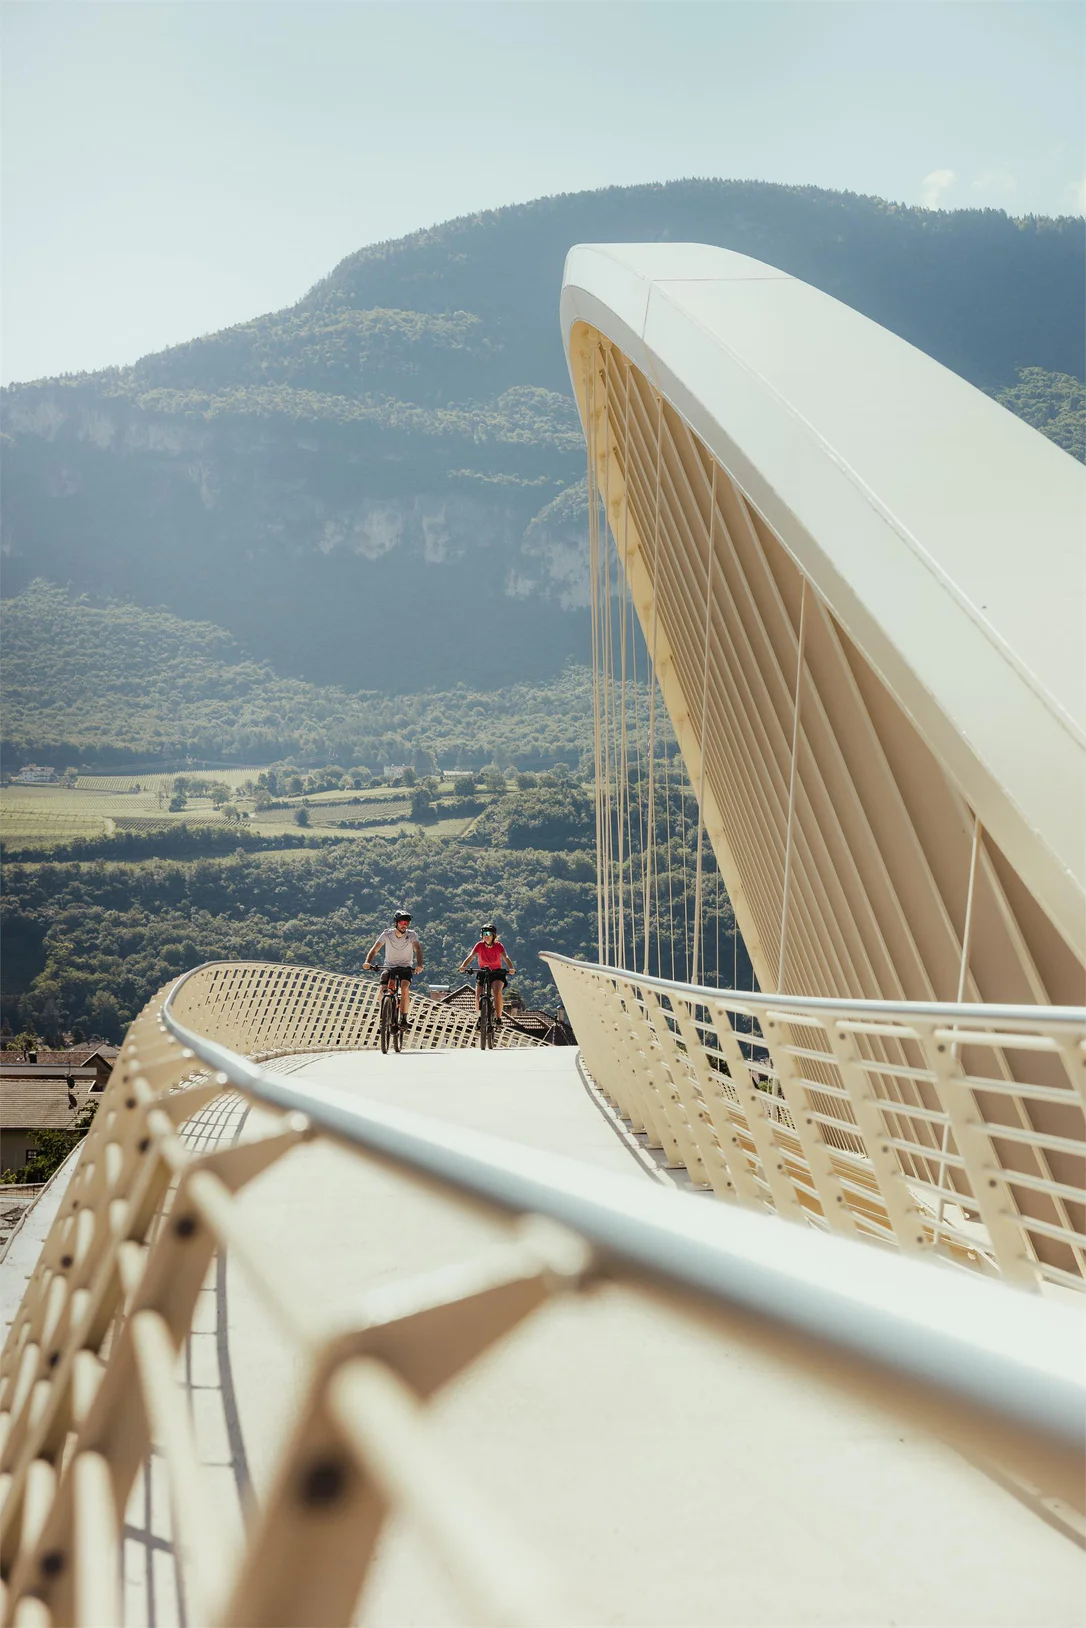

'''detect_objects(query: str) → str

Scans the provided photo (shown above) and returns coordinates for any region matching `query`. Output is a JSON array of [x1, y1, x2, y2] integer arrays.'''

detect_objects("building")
[[432, 983, 571, 1043], [11, 765, 58, 784], [0, 1046, 116, 1173]]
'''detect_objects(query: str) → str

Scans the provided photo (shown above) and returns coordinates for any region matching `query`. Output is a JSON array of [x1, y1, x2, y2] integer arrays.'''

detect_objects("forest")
[[1, 771, 744, 1043], [1, 582, 596, 768]]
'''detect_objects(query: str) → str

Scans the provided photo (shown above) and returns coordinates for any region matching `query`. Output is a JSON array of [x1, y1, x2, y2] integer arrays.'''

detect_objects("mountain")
[[3, 180, 1082, 693], [0, 581, 594, 770]]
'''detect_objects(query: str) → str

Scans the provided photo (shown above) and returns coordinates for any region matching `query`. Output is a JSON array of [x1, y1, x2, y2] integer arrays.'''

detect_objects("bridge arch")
[[562, 242, 1086, 1006]]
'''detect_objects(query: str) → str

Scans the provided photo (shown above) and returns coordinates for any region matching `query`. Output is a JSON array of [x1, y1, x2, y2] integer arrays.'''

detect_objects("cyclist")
[[458, 923, 515, 1027], [363, 909, 423, 1029]]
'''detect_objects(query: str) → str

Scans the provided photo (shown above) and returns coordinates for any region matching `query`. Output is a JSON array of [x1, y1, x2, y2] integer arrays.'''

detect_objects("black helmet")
[[480, 922, 497, 935], [393, 909, 412, 923]]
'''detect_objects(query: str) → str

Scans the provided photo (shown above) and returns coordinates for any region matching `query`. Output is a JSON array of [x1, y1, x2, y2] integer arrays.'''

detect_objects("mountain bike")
[[376, 971, 408, 1054], [476, 969, 500, 1051]]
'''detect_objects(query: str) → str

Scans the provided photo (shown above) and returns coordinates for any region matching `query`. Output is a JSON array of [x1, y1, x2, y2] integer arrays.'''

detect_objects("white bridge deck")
[[23, 1046, 1070, 1627]]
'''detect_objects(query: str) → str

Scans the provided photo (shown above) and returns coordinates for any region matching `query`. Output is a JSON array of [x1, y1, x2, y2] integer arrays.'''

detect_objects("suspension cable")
[[586, 348, 605, 962], [777, 576, 809, 994], [643, 393, 664, 975], [691, 463, 717, 984], [617, 357, 633, 967]]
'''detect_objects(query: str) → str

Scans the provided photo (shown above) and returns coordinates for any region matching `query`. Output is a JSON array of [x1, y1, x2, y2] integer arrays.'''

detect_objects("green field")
[[1, 771, 493, 853]]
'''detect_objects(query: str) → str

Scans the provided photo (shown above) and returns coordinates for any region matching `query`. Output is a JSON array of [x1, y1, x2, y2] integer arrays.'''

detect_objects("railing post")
[[763, 1014, 858, 1236], [667, 997, 764, 1207], [708, 1003, 807, 1222], [640, 989, 720, 1190], [822, 1022, 932, 1254], [922, 1021, 1038, 1289]]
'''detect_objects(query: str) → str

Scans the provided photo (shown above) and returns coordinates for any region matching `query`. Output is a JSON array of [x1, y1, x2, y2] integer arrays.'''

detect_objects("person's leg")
[[494, 974, 504, 1021], [400, 973, 411, 1019], [475, 972, 483, 1012]]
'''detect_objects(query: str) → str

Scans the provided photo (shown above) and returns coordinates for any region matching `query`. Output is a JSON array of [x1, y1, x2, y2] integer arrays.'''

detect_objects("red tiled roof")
[[0, 1044, 117, 1068], [1, 1075, 97, 1130]]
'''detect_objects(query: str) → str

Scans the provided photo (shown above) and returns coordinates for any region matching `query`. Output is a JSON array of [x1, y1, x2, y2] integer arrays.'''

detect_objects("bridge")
[[2, 246, 1084, 1626]]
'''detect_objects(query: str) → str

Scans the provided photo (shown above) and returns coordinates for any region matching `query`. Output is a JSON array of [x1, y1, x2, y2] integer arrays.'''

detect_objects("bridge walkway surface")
[[4, 1046, 1084, 1627]]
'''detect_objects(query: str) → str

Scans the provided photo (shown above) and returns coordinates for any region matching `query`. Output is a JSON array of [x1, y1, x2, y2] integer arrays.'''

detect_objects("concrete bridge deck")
[[5, 1047, 1084, 1625]]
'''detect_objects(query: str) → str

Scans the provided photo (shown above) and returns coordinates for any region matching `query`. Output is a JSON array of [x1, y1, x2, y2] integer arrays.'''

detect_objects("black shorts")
[[476, 968, 506, 987], [380, 967, 414, 988]]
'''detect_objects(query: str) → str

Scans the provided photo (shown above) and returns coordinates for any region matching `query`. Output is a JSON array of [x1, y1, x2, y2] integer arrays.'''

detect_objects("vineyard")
[[74, 770, 258, 793], [1, 770, 496, 854], [0, 810, 110, 845]]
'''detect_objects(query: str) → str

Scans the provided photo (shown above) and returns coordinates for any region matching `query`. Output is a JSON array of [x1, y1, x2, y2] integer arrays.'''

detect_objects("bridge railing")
[[543, 953, 1086, 1293], [1, 962, 1083, 1626], [168, 958, 541, 1055]]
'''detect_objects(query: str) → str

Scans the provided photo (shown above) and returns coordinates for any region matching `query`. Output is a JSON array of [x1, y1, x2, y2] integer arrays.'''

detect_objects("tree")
[[410, 787, 436, 822], [12, 1029, 40, 1059], [294, 806, 310, 827]]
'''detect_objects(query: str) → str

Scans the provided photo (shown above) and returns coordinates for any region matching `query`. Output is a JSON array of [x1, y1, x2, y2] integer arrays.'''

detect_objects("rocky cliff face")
[[3, 179, 1082, 692], [1, 382, 588, 689]]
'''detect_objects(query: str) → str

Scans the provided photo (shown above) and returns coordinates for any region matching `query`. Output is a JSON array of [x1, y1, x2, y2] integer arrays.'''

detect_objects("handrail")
[[160, 967, 1085, 1495], [539, 951, 1086, 1028], [4, 962, 1084, 1626], [541, 953, 1086, 1294]]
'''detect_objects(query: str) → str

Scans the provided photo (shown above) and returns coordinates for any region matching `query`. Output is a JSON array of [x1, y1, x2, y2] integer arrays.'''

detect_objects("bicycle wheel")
[[379, 995, 392, 1054], [392, 1002, 403, 1053], [479, 988, 492, 1050]]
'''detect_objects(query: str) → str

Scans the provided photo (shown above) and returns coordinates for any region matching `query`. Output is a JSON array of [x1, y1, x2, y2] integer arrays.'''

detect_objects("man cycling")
[[458, 923, 515, 1027], [363, 910, 423, 1029]]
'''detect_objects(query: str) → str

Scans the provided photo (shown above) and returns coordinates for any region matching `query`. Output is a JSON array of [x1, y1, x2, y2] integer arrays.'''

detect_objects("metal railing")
[[167, 958, 542, 1056], [1, 961, 1083, 1626], [543, 953, 1086, 1293]]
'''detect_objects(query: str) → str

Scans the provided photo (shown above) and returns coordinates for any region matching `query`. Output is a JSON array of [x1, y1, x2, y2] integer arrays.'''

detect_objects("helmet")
[[393, 909, 412, 923], [480, 922, 497, 935]]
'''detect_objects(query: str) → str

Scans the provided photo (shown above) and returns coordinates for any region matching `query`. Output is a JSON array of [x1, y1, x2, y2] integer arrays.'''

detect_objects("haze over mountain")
[[3, 179, 1083, 697]]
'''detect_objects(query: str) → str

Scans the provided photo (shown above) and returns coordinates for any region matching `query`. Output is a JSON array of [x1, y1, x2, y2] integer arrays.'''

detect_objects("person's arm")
[[501, 947, 516, 974], [362, 935, 383, 969], [458, 945, 476, 974], [414, 935, 424, 970]]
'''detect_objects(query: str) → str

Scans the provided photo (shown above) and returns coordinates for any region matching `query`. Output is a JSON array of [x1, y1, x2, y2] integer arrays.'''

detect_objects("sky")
[[2, 0, 1084, 384]]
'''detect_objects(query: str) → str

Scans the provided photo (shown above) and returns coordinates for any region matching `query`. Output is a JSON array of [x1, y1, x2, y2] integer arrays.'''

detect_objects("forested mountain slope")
[[3, 180, 1083, 693], [0, 582, 594, 768]]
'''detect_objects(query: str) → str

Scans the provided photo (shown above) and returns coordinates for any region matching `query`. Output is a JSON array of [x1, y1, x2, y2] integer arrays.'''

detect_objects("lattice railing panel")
[[169, 960, 540, 1056], [545, 954, 1086, 1292]]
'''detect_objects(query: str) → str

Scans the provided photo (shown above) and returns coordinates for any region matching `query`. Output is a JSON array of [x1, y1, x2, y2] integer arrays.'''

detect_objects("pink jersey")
[[472, 939, 505, 970]]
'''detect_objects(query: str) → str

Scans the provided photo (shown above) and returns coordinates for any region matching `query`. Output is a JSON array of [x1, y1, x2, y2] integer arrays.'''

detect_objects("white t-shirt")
[[374, 926, 420, 968]]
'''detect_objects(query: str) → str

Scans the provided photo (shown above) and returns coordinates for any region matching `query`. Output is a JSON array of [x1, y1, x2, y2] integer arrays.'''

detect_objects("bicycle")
[[374, 970, 408, 1054], [476, 969, 501, 1051]]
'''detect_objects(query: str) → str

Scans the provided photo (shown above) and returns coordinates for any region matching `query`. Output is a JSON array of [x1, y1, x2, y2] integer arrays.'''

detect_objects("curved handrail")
[[539, 951, 1086, 1028], [161, 965, 1085, 1505]]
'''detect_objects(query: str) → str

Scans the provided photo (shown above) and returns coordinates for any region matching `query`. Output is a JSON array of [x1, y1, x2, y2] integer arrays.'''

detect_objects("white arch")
[[561, 242, 1086, 975]]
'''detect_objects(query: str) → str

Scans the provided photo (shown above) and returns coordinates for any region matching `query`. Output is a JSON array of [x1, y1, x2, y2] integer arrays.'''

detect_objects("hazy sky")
[[3, 0, 1083, 383]]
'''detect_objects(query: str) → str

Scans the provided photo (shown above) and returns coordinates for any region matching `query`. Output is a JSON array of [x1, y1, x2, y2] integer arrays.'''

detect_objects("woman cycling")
[[458, 923, 515, 1027]]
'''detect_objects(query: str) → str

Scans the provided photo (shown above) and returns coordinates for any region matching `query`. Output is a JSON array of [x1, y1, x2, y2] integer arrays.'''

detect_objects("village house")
[[0, 1046, 117, 1174], [11, 765, 58, 785]]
